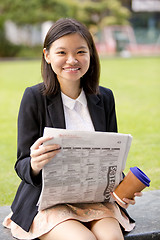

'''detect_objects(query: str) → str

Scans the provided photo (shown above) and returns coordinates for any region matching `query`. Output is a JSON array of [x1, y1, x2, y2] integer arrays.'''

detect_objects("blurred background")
[[0, 0, 160, 58], [0, 0, 160, 205]]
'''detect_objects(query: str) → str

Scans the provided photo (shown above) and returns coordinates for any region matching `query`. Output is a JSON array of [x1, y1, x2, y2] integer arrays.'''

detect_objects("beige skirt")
[[3, 202, 135, 240]]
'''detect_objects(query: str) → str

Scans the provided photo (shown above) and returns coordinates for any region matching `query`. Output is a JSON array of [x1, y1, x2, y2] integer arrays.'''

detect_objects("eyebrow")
[[55, 46, 88, 50]]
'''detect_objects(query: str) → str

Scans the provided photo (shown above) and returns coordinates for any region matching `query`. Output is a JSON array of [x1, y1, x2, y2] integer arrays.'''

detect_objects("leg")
[[39, 219, 97, 240], [90, 217, 124, 240]]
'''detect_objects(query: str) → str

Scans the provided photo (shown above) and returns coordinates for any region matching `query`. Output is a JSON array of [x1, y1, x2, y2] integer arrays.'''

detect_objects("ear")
[[43, 48, 50, 64]]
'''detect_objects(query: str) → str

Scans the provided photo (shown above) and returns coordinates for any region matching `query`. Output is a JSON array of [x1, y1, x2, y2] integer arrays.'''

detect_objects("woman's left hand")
[[111, 192, 143, 209]]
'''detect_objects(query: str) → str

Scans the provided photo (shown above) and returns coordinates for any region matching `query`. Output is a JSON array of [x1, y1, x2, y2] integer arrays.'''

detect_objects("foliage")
[[0, 0, 131, 57], [79, 0, 130, 29], [0, 0, 130, 27], [0, 57, 160, 205], [0, 26, 21, 57], [0, 0, 79, 25]]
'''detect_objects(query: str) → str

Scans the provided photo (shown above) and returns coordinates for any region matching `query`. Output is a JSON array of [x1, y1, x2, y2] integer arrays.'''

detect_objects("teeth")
[[64, 68, 79, 71]]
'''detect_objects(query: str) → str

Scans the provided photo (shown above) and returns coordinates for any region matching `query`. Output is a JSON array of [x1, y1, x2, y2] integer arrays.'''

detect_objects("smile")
[[63, 67, 80, 72]]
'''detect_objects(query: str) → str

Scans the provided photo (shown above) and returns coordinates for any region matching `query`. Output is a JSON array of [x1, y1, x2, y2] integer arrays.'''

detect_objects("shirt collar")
[[61, 89, 87, 110]]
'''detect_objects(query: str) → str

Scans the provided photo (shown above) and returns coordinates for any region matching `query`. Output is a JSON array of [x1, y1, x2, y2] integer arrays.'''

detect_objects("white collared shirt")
[[61, 90, 95, 131]]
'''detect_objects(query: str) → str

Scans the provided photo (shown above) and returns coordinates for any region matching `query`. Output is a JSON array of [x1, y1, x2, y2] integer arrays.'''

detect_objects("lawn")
[[0, 57, 160, 205]]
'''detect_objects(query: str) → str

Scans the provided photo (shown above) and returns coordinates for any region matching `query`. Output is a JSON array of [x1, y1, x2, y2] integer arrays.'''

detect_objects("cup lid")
[[130, 167, 151, 187]]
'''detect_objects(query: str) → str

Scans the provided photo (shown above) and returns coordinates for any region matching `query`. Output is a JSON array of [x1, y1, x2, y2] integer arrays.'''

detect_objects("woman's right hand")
[[30, 136, 61, 176]]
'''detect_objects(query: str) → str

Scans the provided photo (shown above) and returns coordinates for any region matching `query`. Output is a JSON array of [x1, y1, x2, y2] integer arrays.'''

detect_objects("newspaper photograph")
[[37, 127, 132, 211]]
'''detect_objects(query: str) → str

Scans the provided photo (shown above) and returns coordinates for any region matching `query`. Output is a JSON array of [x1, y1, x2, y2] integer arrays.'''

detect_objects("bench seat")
[[0, 190, 160, 240]]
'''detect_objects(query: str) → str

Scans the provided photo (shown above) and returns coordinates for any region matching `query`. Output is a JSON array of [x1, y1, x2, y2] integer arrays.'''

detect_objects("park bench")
[[0, 190, 160, 240]]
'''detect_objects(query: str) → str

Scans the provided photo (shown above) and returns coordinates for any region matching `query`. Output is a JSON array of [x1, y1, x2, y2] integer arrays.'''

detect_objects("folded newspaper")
[[37, 127, 132, 211]]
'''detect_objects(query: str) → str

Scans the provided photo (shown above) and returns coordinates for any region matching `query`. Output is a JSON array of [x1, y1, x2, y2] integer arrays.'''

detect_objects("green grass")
[[0, 60, 41, 205], [0, 57, 160, 205], [100, 57, 160, 189]]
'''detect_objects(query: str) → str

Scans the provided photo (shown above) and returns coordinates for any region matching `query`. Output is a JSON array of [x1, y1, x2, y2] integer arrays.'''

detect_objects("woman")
[[3, 18, 141, 240]]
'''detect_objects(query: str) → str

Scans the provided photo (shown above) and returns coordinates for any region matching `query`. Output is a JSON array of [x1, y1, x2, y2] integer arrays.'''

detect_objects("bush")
[[0, 28, 21, 57], [0, 28, 42, 58], [16, 45, 42, 58]]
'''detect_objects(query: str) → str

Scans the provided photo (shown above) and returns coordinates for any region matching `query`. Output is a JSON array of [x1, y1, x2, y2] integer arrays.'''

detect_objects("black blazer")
[[11, 83, 118, 232]]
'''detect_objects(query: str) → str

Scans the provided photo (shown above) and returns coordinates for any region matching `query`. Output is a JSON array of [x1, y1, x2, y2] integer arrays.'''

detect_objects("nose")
[[66, 55, 78, 65]]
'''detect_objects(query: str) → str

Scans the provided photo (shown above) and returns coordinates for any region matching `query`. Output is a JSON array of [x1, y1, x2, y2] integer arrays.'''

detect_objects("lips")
[[63, 67, 80, 72]]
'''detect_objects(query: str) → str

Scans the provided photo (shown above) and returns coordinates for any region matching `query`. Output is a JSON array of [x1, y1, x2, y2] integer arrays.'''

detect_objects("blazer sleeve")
[[108, 89, 118, 132], [100, 86, 118, 133], [15, 87, 43, 187]]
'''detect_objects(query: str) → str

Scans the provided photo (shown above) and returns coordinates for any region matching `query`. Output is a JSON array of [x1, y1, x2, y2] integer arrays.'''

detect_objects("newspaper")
[[37, 127, 132, 211]]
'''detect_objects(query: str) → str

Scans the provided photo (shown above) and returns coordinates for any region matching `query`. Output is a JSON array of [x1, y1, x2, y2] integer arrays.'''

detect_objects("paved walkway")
[[0, 190, 160, 240]]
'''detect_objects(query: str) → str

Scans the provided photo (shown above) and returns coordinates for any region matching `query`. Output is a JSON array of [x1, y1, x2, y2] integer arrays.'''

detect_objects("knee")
[[91, 227, 124, 240]]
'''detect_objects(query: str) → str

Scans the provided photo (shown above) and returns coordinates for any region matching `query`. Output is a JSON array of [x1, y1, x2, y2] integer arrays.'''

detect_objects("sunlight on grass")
[[0, 60, 40, 205], [100, 57, 160, 190], [0, 57, 159, 205]]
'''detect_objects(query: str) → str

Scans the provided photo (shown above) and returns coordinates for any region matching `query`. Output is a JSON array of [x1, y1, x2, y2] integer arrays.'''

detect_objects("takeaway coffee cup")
[[113, 167, 150, 204]]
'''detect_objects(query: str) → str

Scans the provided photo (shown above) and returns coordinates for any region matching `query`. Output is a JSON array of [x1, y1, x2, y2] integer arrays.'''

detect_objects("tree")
[[78, 0, 130, 29], [0, 0, 130, 27], [0, 0, 79, 25], [0, 0, 130, 56]]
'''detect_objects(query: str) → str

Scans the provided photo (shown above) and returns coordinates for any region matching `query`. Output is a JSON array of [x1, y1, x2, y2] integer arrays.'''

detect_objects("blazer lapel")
[[47, 91, 106, 132], [47, 92, 66, 129], [86, 94, 106, 132]]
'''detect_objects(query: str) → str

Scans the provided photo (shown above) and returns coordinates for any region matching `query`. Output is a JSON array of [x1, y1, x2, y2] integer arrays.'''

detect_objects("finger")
[[31, 157, 52, 175], [134, 192, 143, 197], [32, 154, 57, 170], [120, 202, 129, 209], [30, 136, 53, 151], [33, 147, 61, 162], [123, 198, 136, 205], [30, 144, 61, 158], [40, 144, 61, 154], [31, 148, 61, 172]]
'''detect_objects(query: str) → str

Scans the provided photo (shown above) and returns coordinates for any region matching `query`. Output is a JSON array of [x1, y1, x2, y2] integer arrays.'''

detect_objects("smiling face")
[[43, 33, 90, 91]]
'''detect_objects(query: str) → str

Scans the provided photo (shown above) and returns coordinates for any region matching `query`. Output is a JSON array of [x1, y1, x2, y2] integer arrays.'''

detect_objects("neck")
[[60, 81, 81, 99]]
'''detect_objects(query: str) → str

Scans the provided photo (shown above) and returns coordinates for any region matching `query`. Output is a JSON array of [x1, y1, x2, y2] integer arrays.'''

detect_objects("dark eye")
[[57, 51, 66, 55], [78, 50, 86, 54]]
